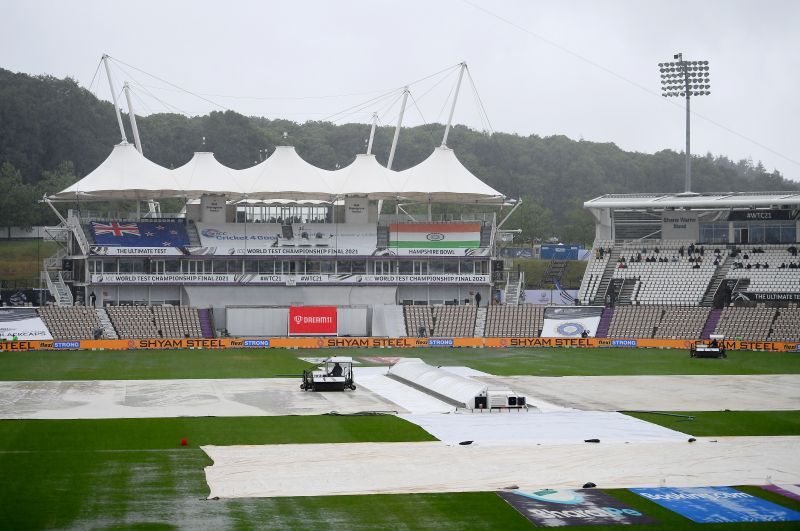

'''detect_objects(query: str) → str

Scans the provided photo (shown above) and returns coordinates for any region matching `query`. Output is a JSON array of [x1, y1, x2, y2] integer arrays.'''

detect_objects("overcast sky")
[[3, 0, 799, 181]]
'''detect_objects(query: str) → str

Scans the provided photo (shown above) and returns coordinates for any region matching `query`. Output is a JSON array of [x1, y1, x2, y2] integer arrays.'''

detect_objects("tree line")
[[1, 67, 797, 245]]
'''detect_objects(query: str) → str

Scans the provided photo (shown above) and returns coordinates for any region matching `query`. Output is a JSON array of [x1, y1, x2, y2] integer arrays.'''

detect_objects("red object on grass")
[[181, 438, 188, 446]]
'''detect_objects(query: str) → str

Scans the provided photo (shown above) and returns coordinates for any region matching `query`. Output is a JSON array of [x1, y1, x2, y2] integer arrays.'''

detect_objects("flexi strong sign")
[[289, 306, 337, 336]]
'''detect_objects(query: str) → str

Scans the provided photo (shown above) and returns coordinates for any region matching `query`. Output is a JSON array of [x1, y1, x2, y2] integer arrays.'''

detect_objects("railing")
[[43, 247, 68, 270], [40, 271, 73, 306], [66, 213, 89, 255], [69, 209, 185, 222], [378, 213, 495, 225]]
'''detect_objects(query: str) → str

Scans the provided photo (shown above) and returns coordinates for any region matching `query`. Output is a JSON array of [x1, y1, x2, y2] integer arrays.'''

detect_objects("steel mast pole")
[[387, 88, 409, 217], [123, 82, 143, 154], [683, 62, 692, 193], [387, 87, 409, 170], [102, 54, 128, 143], [366, 112, 378, 155], [441, 62, 467, 147], [675, 53, 691, 193]]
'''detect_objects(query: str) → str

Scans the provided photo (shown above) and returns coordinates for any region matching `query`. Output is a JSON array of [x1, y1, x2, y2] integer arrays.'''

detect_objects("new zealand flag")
[[90, 221, 190, 247]]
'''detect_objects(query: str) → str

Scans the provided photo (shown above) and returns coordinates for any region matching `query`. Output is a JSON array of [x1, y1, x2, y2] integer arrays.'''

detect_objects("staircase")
[[41, 271, 73, 306], [66, 213, 90, 255], [731, 278, 750, 301], [617, 279, 638, 305], [595, 308, 614, 338], [186, 221, 201, 246], [700, 308, 722, 339], [504, 271, 524, 306], [95, 308, 119, 339], [376, 225, 390, 248], [479, 225, 492, 247], [197, 308, 215, 338], [591, 249, 620, 305], [701, 256, 731, 306], [543, 260, 567, 285], [474, 307, 487, 337]]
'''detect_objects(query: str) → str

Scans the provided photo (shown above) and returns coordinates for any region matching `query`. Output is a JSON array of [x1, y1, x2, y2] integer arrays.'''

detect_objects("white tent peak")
[[51, 142, 183, 200], [171, 152, 245, 198], [330, 153, 400, 199], [397, 146, 505, 203], [239, 145, 334, 200]]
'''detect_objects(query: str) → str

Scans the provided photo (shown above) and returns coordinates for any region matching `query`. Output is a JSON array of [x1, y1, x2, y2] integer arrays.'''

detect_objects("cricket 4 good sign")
[[288, 306, 337, 336], [497, 488, 656, 527]]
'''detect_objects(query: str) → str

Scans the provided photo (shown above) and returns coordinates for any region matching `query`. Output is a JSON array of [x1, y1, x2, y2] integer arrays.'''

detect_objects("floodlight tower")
[[659, 53, 711, 194]]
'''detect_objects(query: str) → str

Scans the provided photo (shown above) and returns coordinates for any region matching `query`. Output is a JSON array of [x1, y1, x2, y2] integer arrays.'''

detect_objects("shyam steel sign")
[[288, 306, 338, 336]]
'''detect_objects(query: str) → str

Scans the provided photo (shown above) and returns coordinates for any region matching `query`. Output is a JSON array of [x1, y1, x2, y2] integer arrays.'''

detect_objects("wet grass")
[[406, 347, 800, 376], [0, 239, 58, 282], [2, 417, 799, 529], [0, 348, 316, 381], [3, 346, 799, 381], [624, 410, 800, 437]]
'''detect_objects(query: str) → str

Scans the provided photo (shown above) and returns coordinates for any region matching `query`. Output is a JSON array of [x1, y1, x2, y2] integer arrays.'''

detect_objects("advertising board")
[[288, 306, 337, 336]]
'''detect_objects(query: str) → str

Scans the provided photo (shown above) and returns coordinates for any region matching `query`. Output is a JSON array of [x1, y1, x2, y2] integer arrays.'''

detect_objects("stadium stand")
[[725, 245, 800, 293], [432, 305, 478, 337], [37, 306, 108, 340], [106, 306, 161, 339], [606, 305, 709, 339], [606, 305, 663, 338], [153, 306, 203, 339], [105, 305, 202, 339], [484, 306, 545, 337], [770, 307, 800, 341], [652, 307, 711, 339], [403, 305, 477, 337], [578, 240, 613, 305], [712, 306, 776, 341], [610, 241, 717, 305], [404, 306, 433, 337]]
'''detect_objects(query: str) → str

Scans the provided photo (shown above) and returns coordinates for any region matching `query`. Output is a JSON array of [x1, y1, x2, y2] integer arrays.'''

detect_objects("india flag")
[[389, 223, 482, 248]]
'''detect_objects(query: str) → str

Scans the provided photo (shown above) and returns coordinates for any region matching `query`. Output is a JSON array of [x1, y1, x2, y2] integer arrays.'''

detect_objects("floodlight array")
[[659, 59, 711, 97]]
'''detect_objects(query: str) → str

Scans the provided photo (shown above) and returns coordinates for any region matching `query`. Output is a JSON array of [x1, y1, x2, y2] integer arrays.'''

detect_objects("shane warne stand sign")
[[288, 306, 338, 336]]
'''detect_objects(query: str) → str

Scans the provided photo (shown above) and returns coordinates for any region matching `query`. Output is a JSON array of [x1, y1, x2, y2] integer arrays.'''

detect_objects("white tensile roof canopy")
[[52, 142, 184, 200], [238, 146, 334, 200], [330, 153, 402, 200], [396, 146, 504, 204], [51, 143, 506, 204], [172, 152, 246, 198]]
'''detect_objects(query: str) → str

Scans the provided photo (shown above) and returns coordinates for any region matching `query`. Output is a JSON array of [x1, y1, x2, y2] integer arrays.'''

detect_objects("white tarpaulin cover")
[[0, 378, 402, 419], [202, 436, 800, 498], [399, 411, 688, 445], [478, 374, 800, 412], [387, 358, 487, 408], [0, 308, 52, 340], [52, 142, 183, 199]]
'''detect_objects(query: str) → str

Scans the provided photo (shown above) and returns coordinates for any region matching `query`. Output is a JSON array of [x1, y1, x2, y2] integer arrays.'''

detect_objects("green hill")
[[1, 67, 797, 244]]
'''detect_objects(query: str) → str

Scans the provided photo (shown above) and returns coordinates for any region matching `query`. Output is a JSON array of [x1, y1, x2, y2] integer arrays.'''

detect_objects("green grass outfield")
[[2, 416, 799, 530], [0, 239, 58, 282], [2, 348, 799, 528], [2, 346, 799, 381], [625, 410, 800, 437]]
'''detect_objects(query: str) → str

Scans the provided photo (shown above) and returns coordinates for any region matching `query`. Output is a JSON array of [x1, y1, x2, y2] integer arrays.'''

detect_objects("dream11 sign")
[[288, 306, 338, 336]]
